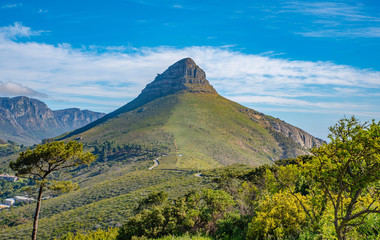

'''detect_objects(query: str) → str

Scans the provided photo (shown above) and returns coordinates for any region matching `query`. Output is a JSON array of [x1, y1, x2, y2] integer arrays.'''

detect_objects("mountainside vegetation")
[[60, 92, 321, 169]]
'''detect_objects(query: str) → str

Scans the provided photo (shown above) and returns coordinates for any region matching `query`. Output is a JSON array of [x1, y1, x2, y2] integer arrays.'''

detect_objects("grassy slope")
[[165, 93, 280, 169], [66, 94, 178, 148], [64, 92, 285, 169]]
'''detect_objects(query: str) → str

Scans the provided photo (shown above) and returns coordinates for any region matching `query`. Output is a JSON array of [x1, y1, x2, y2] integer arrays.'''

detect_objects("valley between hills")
[[0, 58, 378, 240]]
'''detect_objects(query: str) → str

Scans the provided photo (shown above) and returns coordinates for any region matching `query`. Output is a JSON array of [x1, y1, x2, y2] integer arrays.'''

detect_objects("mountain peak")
[[139, 58, 217, 100], [160, 57, 204, 80], [176, 57, 196, 66]]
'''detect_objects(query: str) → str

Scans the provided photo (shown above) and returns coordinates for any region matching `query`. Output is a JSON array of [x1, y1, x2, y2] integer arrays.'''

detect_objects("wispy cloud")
[[38, 8, 48, 14], [2, 3, 22, 9], [282, 1, 380, 38], [284, 1, 378, 21], [229, 95, 361, 111], [0, 23, 379, 121], [297, 27, 380, 38], [0, 22, 47, 39]]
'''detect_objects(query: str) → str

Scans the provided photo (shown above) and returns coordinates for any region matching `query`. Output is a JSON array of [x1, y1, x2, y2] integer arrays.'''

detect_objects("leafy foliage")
[[0, 178, 34, 200], [246, 191, 308, 239], [305, 117, 380, 239], [59, 228, 119, 240], [117, 189, 235, 240], [90, 140, 160, 163], [0, 141, 25, 158]]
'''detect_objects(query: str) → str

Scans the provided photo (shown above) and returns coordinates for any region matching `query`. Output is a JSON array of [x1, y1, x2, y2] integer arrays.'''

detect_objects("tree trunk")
[[335, 223, 346, 240], [32, 185, 44, 240]]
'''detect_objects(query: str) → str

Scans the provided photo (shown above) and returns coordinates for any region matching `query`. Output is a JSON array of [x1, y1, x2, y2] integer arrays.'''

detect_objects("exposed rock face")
[[54, 108, 105, 129], [0, 96, 105, 145], [269, 120, 324, 149], [140, 58, 217, 100], [239, 108, 325, 152]]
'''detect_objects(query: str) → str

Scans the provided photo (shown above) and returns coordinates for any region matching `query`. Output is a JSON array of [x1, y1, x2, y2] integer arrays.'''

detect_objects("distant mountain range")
[[59, 58, 324, 168], [0, 96, 105, 145]]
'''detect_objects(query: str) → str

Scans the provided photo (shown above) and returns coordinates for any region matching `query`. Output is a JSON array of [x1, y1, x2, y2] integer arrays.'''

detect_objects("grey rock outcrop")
[[269, 120, 324, 149], [239, 108, 325, 155], [140, 58, 217, 100]]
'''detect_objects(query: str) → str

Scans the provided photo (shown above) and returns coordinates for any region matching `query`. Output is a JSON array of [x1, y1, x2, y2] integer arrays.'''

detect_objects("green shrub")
[[117, 189, 236, 240], [246, 191, 308, 239], [59, 227, 119, 240]]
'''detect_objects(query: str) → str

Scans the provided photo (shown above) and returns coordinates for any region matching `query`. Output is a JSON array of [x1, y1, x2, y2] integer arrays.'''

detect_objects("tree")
[[10, 141, 95, 240], [117, 189, 236, 240], [134, 191, 168, 213], [305, 117, 380, 240]]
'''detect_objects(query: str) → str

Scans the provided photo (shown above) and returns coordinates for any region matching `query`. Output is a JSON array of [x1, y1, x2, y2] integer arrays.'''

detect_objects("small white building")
[[0, 174, 18, 182], [4, 198, 15, 206], [14, 196, 34, 203], [0, 204, 10, 209]]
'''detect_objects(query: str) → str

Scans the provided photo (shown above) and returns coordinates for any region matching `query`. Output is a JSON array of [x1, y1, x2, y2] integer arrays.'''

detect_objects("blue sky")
[[0, 0, 379, 139]]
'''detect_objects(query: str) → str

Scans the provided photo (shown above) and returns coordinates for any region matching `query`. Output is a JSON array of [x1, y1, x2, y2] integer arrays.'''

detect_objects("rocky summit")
[[140, 58, 217, 99]]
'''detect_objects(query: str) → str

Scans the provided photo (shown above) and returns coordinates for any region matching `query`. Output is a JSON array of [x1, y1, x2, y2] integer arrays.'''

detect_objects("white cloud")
[[284, 1, 379, 22], [38, 8, 48, 14], [229, 95, 361, 110], [0, 81, 47, 98], [0, 22, 379, 120], [298, 27, 380, 38], [0, 22, 47, 39], [283, 1, 380, 38], [2, 3, 22, 9]]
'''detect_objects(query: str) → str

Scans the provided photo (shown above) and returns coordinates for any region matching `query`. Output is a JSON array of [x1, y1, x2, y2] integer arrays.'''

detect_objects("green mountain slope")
[[59, 58, 323, 169]]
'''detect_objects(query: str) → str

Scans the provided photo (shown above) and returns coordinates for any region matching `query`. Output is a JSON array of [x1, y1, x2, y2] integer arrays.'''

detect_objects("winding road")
[[148, 158, 160, 170], [148, 158, 203, 179]]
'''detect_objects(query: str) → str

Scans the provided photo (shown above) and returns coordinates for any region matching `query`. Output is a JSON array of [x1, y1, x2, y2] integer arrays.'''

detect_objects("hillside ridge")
[[58, 58, 324, 167], [0, 96, 105, 145]]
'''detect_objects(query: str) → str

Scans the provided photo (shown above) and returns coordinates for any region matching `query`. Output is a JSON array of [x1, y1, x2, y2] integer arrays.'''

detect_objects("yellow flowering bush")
[[246, 191, 308, 239]]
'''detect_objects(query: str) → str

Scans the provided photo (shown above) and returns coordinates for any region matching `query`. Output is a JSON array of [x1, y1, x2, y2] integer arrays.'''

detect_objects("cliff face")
[[239, 108, 325, 152], [0, 96, 105, 145], [54, 108, 106, 129], [269, 119, 324, 149], [140, 58, 217, 99]]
